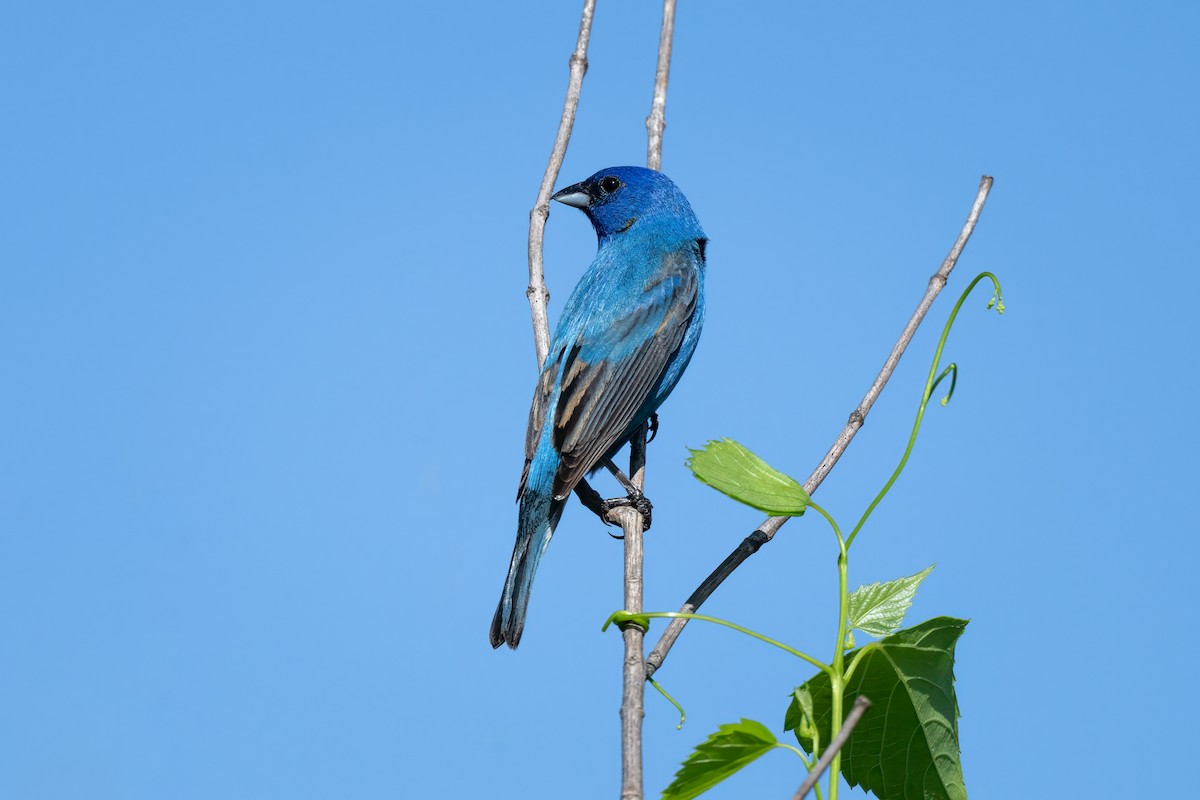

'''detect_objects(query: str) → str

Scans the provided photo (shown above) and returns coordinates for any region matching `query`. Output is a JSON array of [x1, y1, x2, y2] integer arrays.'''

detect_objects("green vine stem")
[[843, 272, 1003, 550], [647, 676, 686, 730], [828, 541, 849, 800], [603, 611, 834, 677], [779, 742, 813, 765], [934, 363, 957, 407], [806, 500, 845, 551], [841, 642, 879, 685], [778, 744, 826, 800], [786, 497, 852, 798]]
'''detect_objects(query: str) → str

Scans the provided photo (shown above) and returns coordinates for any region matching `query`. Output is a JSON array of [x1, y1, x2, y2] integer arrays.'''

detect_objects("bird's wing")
[[549, 250, 699, 499], [517, 361, 559, 500]]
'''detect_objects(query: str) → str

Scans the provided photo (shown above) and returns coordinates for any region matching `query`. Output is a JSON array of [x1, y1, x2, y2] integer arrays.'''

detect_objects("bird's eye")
[[599, 176, 622, 194]]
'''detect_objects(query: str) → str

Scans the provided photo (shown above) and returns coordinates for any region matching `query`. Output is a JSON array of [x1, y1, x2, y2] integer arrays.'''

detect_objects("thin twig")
[[526, 0, 596, 367], [645, 176, 994, 678], [645, 0, 676, 172], [792, 696, 872, 800]]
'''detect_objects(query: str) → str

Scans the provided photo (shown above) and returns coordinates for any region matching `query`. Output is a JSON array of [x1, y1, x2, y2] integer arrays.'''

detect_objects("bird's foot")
[[599, 491, 653, 533], [573, 478, 653, 535], [646, 413, 660, 444]]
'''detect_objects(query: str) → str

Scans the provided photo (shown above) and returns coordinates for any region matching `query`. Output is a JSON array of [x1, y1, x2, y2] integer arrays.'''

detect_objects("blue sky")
[[1, 2, 1196, 798]]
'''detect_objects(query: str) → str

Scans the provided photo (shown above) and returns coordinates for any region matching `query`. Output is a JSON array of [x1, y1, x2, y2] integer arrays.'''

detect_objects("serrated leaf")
[[785, 617, 969, 800], [685, 439, 810, 516], [662, 719, 777, 800], [848, 565, 935, 638]]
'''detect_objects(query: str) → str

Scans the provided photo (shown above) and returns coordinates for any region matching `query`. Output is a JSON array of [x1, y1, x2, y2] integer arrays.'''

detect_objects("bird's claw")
[[646, 413, 660, 444], [600, 492, 653, 532]]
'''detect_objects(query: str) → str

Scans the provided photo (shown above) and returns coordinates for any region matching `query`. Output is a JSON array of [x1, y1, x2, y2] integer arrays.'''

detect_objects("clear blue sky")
[[2, 2, 1196, 798]]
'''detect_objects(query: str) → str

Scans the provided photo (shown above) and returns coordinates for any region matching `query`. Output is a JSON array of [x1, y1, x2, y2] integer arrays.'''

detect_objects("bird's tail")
[[490, 481, 565, 649]]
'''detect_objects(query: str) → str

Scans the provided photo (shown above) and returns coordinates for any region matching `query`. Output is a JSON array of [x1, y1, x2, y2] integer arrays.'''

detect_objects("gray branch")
[[645, 176, 995, 678], [526, 0, 596, 367], [792, 696, 873, 800], [617, 3, 679, 796]]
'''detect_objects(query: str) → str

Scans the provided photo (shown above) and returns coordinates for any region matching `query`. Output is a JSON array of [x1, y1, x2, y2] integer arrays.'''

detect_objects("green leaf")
[[848, 565, 935, 638], [662, 719, 778, 800], [685, 439, 810, 516], [785, 617, 969, 800]]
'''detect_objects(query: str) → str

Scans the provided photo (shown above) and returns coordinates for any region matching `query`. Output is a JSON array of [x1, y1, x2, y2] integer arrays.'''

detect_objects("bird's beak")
[[551, 182, 590, 209]]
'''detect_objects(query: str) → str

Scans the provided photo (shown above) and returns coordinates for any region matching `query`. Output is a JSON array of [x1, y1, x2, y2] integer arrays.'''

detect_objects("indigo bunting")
[[490, 166, 707, 649]]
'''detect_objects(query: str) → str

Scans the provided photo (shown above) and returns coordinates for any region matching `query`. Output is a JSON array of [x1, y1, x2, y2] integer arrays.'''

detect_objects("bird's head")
[[551, 166, 703, 245]]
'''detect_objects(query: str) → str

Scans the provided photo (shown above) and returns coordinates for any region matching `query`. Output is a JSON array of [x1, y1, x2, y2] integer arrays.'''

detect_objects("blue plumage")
[[491, 167, 707, 649]]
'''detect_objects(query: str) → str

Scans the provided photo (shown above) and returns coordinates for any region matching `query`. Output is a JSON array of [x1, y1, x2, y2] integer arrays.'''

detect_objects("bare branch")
[[645, 0, 676, 171], [792, 696, 872, 800], [646, 176, 994, 678], [618, 3, 679, 797], [526, 0, 596, 368]]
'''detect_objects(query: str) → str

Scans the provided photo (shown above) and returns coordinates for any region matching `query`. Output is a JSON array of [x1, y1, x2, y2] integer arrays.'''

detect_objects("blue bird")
[[491, 166, 707, 649]]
